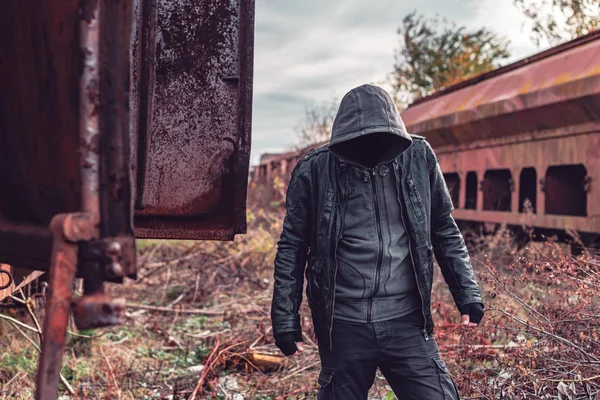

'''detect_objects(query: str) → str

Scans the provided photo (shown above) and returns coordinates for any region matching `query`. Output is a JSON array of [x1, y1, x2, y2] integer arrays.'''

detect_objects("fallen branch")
[[4, 370, 24, 389], [188, 338, 221, 399], [278, 361, 320, 382], [126, 303, 224, 315], [100, 345, 121, 397], [275, 385, 315, 400], [548, 375, 600, 383], [488, 307, 600, 363]]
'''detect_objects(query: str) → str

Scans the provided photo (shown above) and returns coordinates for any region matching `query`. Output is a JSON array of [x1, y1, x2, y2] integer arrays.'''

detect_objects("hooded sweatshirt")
[[328, 84, 421, 324]]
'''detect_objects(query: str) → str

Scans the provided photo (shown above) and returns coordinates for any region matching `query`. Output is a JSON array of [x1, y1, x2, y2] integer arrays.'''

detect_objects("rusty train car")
[[0, 0, 254, 399], [252, 31, 600, 246]]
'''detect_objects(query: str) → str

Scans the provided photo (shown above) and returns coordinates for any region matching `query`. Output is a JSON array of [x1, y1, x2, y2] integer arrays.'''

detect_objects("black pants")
[[317, 312, 460, 400]]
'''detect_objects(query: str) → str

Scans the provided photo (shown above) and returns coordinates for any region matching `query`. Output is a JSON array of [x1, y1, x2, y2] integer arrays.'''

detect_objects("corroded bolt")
[[106, 241, 121, 257], [109, 262, 123, 277]]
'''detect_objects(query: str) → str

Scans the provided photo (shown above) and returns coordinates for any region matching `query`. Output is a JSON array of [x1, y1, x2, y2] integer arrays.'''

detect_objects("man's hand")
[[459, 302, 484, 328], [274, 331, 304, 356]]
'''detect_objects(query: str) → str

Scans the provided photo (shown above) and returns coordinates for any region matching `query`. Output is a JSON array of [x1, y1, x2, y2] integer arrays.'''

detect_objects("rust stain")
[[518, 81, 532, 95], [551, 72, 572, 87], [132, 0, 254, 239], [137, 0, 239, 216], [0, 264, 13, 294], [401, 31, 600, 146]]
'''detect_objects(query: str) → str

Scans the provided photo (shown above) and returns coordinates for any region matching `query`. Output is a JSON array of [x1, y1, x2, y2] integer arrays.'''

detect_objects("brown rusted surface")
[[72, 293, 126, 330], [0, 0, 82, 227], [401, 30, 600, 148], [0, 0, 255, 395], [98, 0, 135, 243], [62, 213, 98, 243], [132, 0, 255, 240], [435, 124, 600, 234], [35, 214, 80, 400], [0, 266, 13, 292], [0, 218, 53, 271], [78, 236, 137, 280]]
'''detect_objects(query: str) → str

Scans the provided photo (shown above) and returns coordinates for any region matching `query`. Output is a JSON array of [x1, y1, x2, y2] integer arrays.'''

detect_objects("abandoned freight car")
[[252, 30, 600, 247]]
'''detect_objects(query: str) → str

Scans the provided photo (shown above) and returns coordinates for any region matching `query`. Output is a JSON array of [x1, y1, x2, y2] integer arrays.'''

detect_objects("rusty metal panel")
[[0, 0, 82, 270], [401, 31, 600, 147], [132, 0, 255, 240], [435, 129, 600, 234]]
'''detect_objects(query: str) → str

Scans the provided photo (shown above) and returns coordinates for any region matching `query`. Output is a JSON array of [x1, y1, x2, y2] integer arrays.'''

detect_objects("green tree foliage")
[[392, 12, 511, 105], [514, 0, 600, 47]]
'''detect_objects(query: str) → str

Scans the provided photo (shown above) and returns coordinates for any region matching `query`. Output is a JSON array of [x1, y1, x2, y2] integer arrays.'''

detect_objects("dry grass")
[[0, 207, 599, 399]]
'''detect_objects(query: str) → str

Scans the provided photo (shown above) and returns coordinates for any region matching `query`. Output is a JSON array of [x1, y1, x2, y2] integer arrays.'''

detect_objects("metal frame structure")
[[0, 1, 255, 398]]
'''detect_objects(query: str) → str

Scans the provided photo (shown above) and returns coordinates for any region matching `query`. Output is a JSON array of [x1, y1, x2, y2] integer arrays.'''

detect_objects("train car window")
[[483, 169, 512, 212], [545, 164, 587, 217], [465, 171, 477, 210], [443, 173, 460, 208], [519, 168, 537, 213]]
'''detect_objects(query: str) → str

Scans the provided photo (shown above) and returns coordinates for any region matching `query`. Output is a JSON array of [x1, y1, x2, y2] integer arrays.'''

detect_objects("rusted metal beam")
[[401, 32, 600, 147], [35, 213, 95, 400]]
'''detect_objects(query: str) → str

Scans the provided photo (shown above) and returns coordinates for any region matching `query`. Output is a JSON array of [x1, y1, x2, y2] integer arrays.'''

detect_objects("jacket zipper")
[[395, 163, 429, 340], [368, 168, 384, 323], [329, 167, 348, 349], [329, 233, 340, 348]]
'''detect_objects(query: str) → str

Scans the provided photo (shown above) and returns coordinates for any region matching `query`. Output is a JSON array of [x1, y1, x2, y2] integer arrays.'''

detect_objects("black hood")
[[328, 84, 412, 167]]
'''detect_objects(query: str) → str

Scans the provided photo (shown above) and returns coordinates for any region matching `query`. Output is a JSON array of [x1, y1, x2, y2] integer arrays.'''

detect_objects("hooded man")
[[271, 84, 484, 399]]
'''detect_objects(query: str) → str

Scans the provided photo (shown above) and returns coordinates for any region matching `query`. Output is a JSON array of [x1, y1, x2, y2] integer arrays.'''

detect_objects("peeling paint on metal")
[[401, 32, 600, 148], [132, 0, 254, 239], [138, 0, 240, 216]]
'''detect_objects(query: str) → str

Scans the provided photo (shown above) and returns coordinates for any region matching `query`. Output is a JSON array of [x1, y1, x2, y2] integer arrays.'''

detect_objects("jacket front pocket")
[[307, 258, 325, 305], [318, 190, 335, 237], [407, 178, 426, 223]]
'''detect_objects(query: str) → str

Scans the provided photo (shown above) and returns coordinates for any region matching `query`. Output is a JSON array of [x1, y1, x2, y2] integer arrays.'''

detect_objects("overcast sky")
[[250, 0, 544, 165]]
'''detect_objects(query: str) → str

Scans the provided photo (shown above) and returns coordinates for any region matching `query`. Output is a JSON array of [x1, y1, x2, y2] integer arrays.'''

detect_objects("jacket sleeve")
[[271, 159, 312, 337], [425, 142, 483, 309]]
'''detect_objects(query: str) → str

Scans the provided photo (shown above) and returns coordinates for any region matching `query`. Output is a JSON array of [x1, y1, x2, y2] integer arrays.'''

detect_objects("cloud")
[[250, 0, 540, 165]]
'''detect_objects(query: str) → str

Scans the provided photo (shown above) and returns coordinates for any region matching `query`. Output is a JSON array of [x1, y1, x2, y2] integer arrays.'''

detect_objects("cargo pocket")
[[317, 369, 335, 400], [433, 358, 460, 400]]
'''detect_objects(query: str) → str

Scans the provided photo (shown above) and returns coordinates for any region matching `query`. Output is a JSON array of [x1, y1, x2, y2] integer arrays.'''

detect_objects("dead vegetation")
[[0, 204, 599, 399]]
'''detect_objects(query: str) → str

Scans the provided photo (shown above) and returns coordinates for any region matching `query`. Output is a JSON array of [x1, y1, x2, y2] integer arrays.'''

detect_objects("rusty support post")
[[34, 214, 95, 400], [35, 1, 102, 398]]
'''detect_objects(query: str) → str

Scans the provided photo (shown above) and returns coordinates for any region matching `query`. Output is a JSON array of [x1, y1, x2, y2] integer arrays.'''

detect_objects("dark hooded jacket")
[[271, 84, 482, 347], [328, 86, 421, 324]]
